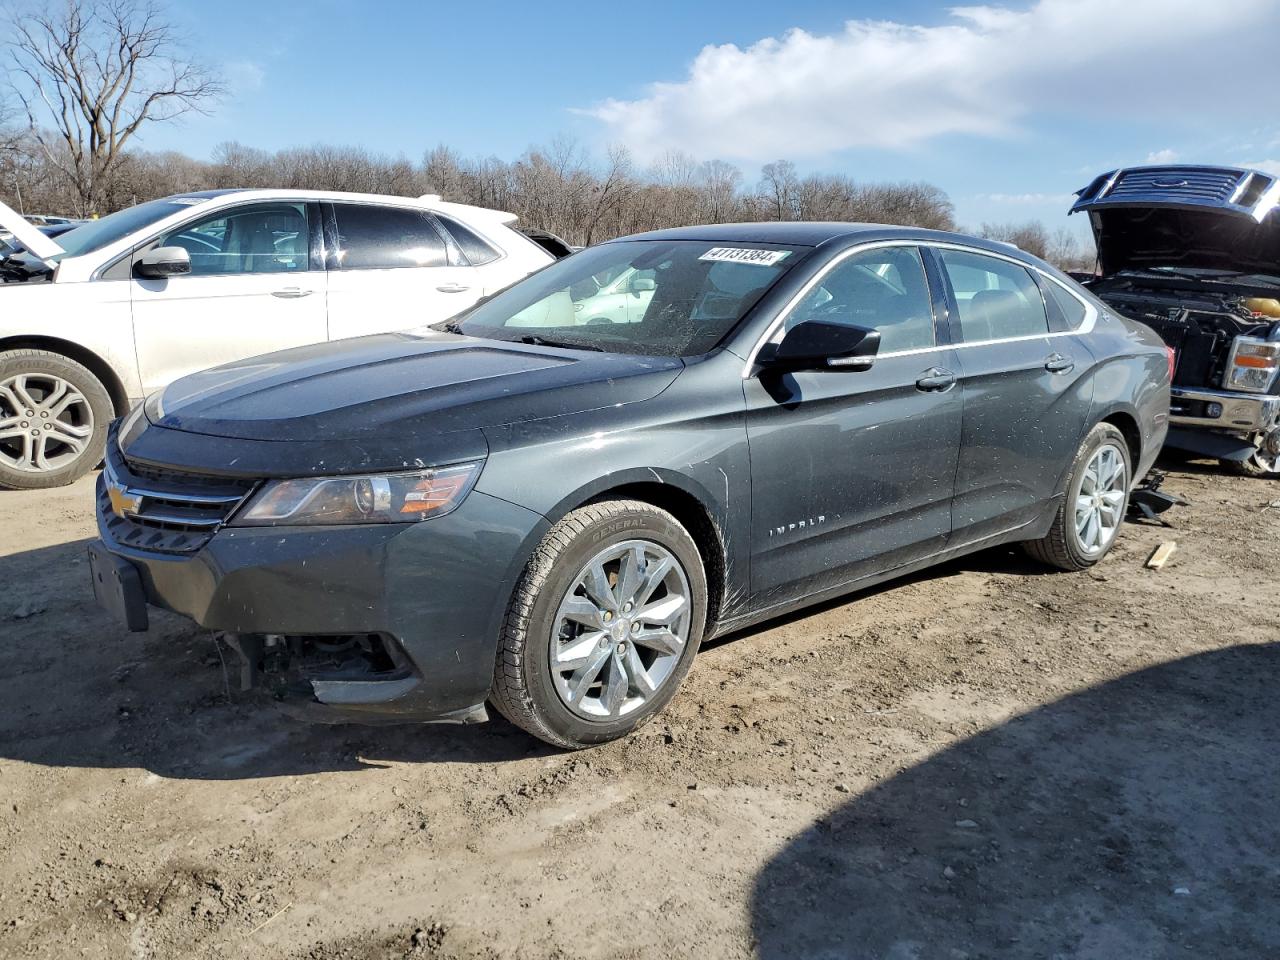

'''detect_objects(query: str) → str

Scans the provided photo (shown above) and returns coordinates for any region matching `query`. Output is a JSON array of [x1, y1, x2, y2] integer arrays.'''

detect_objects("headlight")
[[1223, 336, 1280, 394], [230, 462, 482, 526]]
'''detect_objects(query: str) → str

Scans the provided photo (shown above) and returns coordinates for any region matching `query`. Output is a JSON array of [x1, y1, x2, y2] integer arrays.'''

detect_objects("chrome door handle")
[[1045, 353, 1075, 374], [915, 367, 957, 392], [436, 283, 471, 293], [271, 287, 314, 299]]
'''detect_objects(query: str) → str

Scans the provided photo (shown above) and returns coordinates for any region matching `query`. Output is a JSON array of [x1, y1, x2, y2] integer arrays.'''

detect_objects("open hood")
[[1071, 165, 1280, 281], [0, 199, 65, 261]]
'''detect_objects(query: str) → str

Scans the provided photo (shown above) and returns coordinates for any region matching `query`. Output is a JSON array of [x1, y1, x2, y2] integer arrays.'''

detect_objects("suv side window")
[[783, 246, 936, 353], [938, 249, 1049, 342], [333, 204, 447, 270], [158, 202, 309, 276], [435, 214, 500, 265]]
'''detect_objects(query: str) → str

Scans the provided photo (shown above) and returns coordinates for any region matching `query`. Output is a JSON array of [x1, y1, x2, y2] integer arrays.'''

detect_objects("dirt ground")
[[1, 457, 1278, 960]]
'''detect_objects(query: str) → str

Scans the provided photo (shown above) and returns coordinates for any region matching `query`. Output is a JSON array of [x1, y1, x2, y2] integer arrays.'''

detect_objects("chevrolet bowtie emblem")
[[107, 480, 143, 518]]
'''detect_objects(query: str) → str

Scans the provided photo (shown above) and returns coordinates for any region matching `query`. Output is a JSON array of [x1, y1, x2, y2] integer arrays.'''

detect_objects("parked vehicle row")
[[86, 222, 1170, 748], [0, 190, 556, 488]]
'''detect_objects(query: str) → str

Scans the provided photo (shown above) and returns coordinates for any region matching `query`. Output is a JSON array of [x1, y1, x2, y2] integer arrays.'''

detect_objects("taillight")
[[1164, 346, 1176, 383]]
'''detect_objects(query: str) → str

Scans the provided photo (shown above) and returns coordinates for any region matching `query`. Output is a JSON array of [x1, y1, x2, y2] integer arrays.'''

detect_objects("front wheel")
[[0, 349, 112, 490], [1220, 436, 1280, 478], [1024, 423, 1132, 571], [490, 499, 707, 749]]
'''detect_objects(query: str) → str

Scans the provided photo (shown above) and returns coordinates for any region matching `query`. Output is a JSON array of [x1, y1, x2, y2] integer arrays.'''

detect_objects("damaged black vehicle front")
[[1072, 165, 1280, 476]]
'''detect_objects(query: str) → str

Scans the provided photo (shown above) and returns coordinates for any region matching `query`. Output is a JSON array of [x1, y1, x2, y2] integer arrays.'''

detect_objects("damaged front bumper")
[[92, 477, 549, 724], [1166, 387, 1280, 460]]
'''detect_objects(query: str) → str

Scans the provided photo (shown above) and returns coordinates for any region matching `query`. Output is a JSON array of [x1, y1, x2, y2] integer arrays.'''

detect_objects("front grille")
[[1106, 168, 1241, 205], [99, 423, 257, 554]]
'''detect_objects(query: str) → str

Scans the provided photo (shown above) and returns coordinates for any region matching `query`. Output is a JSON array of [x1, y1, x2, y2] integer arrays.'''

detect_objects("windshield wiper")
[[515, 334, 604, 352], [431, 318, 465, 334]]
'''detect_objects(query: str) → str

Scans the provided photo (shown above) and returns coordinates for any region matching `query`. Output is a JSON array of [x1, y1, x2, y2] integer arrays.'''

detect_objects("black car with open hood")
[[1072, 165, 1280, 476]]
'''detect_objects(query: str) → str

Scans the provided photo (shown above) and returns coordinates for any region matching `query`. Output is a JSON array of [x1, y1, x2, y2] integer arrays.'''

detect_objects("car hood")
[[1082, 206, 1280, 281], [147, 331, 684, 446], [1072, 165, 1280, 281]]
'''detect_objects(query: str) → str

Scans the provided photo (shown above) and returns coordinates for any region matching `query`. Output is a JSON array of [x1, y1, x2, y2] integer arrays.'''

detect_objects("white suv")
[[0, 189, 554, 488]]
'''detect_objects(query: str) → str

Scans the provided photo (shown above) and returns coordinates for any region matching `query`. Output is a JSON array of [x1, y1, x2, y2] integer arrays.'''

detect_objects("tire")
[[1023, 423, 1132, 571], [0, 349, 113, 490], [1220, 450, 1280, 479], [491, 499, 707, 749]]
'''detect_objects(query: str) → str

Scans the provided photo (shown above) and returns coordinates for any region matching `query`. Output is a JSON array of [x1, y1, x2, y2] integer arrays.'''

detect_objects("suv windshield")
[[49, 196, 218, 262], [440, 240, 804, 357]]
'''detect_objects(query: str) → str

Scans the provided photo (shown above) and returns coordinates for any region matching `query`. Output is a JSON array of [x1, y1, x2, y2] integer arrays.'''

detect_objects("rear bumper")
[[95, 477, 549, 722]]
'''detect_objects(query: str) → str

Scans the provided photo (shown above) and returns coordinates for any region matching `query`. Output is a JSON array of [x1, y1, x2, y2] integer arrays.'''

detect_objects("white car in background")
[[574, 265, 655, 325], [0, 189, 554, 488]]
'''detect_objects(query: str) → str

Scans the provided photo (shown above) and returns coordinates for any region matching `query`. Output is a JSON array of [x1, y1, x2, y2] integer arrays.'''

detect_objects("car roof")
[[607, 221, 1051, 266]]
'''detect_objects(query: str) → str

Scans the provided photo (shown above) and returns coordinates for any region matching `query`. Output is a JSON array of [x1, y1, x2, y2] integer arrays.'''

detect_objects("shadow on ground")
[[752, 643, 1280, 959]]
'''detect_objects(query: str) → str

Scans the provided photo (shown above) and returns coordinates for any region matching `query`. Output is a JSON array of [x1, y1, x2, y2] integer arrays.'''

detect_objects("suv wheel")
[[1024, 422, 1131, 571], [0, 349, 112, 490], [491, 499, 707, 749], [1220, 434, 1280, 478]]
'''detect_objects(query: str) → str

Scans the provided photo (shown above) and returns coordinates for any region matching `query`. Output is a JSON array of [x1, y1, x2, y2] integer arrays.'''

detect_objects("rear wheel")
[[1024, 423, 1131, 571], [490, 499, 707, 749], [0, 349, 112, 490]]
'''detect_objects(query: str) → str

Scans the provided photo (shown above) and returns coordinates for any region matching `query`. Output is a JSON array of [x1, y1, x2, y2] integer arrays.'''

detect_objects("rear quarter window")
[[1044, 280, 1089, 329], [435, 215, 501, 266]]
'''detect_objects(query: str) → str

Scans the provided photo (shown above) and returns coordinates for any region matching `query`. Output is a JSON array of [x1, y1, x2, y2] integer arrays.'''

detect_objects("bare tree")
[[6, 0, 222, 214]]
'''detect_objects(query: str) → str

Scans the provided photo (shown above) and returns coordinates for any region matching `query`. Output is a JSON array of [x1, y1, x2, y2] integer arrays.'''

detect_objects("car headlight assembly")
[[231, 462, 482, 526], [1223, 336, 1280, 394]]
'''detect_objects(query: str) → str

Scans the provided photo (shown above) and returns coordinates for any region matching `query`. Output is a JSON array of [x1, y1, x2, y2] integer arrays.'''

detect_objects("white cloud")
[[1145, 149, 1179, 164], [981, 191, 1076, 205], [589, 0, 1280, 163]]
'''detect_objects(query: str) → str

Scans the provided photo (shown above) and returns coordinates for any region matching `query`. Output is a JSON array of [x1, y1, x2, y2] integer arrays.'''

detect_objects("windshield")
[[442, 240, 803, 357], [50, 196, 215, 261]]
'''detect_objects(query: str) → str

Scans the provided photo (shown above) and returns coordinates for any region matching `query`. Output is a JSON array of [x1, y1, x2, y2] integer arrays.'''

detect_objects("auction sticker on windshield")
[[698, 247, 791, 266]]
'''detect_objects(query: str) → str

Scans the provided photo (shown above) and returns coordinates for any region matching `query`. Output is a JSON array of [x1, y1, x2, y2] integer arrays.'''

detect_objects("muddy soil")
[[1, 458, 1277, 959]]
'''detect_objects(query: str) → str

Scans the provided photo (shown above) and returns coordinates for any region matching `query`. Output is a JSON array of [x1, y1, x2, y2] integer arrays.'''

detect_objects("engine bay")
[[1090, 284, 1280, 389]]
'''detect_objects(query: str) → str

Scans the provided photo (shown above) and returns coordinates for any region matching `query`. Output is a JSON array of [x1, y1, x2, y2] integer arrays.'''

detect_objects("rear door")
[[323, 203, 481, 340], [934, 246, 1095, 541], [130, 200, 326, 393]]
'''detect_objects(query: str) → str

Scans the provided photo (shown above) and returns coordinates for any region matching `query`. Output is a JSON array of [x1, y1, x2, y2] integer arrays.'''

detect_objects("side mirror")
[[629, 276, 656, 294], [758, 319, 881, 372], [136, 246, 191, 278]]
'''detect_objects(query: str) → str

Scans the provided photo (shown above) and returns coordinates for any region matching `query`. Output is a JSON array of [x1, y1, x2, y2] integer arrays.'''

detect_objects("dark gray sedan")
[[89, 223, 1171, 748]]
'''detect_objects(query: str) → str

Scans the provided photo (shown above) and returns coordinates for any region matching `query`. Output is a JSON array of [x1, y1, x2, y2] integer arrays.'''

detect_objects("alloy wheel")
[[549, 539, 692, 720], [1074, 443, 1127, 555], [0, 373, 95, 474]]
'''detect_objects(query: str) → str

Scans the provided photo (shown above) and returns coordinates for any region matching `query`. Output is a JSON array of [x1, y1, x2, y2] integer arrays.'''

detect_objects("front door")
[[745, 245, 962, 608], [933, 246, 1096, 541], [130, 200, 326, 393]]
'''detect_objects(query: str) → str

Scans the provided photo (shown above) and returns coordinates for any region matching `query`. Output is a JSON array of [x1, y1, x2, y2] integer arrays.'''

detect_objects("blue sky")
[[143, 0, 1280, 237]]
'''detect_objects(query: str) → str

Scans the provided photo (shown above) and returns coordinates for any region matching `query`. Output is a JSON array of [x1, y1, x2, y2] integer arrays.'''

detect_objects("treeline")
[[0, 131, 1093, 268]]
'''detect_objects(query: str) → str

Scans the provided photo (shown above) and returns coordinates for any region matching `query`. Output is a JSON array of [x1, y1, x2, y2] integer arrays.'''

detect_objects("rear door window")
[[937, 249, 1049, 342], [333, 204, 447, 270]]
